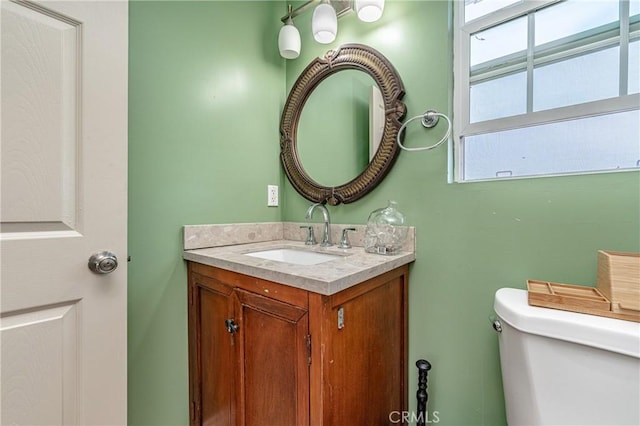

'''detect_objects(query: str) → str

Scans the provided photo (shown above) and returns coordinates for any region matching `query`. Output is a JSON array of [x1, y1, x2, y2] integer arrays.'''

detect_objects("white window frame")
[[453, 0, 640, 182]]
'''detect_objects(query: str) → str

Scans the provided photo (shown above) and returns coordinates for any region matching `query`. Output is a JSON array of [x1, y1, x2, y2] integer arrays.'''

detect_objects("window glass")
[[533, 46, 620, 111], [470, 72, 526, 122], [464, 0, 521, 23], [630, 40, 640, 94], [535, 0, 619, 47], [462, 110, 640, 181], [464, 111, 640, 180], [470, 17, 527, 67], [631, 0, 639, 18]]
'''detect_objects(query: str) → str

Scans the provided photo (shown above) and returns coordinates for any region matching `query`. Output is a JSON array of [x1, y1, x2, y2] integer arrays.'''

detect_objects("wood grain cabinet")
[[188, 261, 409, 426]]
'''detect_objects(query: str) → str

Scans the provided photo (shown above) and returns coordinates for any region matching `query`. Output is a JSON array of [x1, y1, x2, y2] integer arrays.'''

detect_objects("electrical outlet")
[[267, 185, 279, 207]]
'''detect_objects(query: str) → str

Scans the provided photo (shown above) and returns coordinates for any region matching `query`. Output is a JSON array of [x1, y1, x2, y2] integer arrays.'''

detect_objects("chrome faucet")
[[305, 203, 332, 247]]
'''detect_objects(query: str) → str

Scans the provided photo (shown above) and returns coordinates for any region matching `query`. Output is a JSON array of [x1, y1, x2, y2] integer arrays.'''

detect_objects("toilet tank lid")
[[494, 288, 640, 358]]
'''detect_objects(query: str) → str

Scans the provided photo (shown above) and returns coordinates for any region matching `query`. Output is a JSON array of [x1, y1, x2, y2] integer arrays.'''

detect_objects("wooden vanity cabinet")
[[187, 262, 408, 426]]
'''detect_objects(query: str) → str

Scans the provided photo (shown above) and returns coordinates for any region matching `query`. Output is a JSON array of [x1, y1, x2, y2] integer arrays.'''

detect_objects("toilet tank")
[[494, 288, 640, 426]]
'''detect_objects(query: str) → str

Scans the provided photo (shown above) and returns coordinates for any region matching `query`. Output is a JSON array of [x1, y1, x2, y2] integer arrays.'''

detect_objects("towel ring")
[[397, 110, 452, 152]]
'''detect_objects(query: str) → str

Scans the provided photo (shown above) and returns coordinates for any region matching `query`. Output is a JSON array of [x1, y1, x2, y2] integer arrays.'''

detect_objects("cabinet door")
[[325, 270, 408, 425], [233, 289, 310, 426], [189, 273, 236, 426]]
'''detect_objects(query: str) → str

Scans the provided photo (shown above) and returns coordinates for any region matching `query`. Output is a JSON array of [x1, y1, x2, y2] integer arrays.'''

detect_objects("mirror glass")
[[297, 70, 378, 187]]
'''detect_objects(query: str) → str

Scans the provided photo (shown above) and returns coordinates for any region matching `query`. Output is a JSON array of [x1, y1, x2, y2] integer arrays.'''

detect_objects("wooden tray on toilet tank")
[[527, 280, 640, 323]]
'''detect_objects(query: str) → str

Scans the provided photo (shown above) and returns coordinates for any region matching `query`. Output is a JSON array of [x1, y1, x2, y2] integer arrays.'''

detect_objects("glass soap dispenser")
[[364, 200, 408, 255]]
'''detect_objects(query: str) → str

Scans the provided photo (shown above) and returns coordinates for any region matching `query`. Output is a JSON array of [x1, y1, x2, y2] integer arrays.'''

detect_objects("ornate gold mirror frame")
[[280, 44, 406, 206]]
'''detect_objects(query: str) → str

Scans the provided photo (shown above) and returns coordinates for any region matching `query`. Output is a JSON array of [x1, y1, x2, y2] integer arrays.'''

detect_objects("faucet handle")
[[338, 227, 357, 249], [300, 225, 317, 245]]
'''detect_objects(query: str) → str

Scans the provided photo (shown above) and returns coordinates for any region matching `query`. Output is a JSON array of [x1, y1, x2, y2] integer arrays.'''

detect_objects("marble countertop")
[[183, 239, 415, 296]]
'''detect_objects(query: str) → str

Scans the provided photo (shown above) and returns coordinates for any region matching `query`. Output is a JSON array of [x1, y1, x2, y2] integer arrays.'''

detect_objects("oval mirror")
[[280, 44, 406, 206]]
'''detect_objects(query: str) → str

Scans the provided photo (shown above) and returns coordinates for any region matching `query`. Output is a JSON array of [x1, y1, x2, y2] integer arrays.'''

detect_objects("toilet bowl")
[[494, 288, 640, 425]]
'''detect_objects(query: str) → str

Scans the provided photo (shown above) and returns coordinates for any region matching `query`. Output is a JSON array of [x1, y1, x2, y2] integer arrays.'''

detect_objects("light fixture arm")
[[280, 0, 353, 23], [285, 4, 294, 25]]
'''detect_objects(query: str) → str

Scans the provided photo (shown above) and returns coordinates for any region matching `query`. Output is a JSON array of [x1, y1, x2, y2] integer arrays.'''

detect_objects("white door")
[[1, 0, 128, 424]]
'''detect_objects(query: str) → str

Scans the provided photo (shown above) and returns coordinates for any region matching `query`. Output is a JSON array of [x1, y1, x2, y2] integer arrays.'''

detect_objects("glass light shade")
[[355, 0, 384, 22], [312, 3, 337, 44], [278, 21, 301, 59]]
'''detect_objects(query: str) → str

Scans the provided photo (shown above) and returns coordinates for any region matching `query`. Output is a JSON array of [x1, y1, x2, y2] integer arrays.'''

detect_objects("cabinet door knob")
[[225, 318, 239, 334]]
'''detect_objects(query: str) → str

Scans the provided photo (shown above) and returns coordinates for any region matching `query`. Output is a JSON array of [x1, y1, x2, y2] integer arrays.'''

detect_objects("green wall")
[[128, 2, 284, 424], [129, 1, 640, 425]]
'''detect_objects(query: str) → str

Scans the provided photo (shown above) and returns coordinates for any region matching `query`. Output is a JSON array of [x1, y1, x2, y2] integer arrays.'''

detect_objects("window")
[[453, 0, 640, 181]]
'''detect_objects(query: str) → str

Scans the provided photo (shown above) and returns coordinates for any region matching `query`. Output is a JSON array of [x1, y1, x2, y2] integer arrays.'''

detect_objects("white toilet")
[[494, 288, 640, 425]]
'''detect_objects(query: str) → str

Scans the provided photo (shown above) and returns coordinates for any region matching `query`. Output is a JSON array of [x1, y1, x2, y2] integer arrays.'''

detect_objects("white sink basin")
[[244, 248, 342, 265]]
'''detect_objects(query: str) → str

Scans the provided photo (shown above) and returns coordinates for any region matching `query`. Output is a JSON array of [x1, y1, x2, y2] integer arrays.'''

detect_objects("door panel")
[[190, 273, 236, 426], [0, 0, 128, 424], [1, 302, 79, 425], [234, 289, 310, 426], [1, 0, 79, 231]]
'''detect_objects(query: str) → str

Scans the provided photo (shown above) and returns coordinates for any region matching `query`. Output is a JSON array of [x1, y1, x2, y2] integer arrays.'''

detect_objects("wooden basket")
[[597, 251, 640, 313]]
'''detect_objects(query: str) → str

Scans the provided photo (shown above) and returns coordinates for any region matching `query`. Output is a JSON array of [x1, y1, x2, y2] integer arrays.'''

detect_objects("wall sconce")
[[279, 0, 385, 59], [355, 0, 384, 22], [278, 5, 301, 59], [312, 0, 338, 44]]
